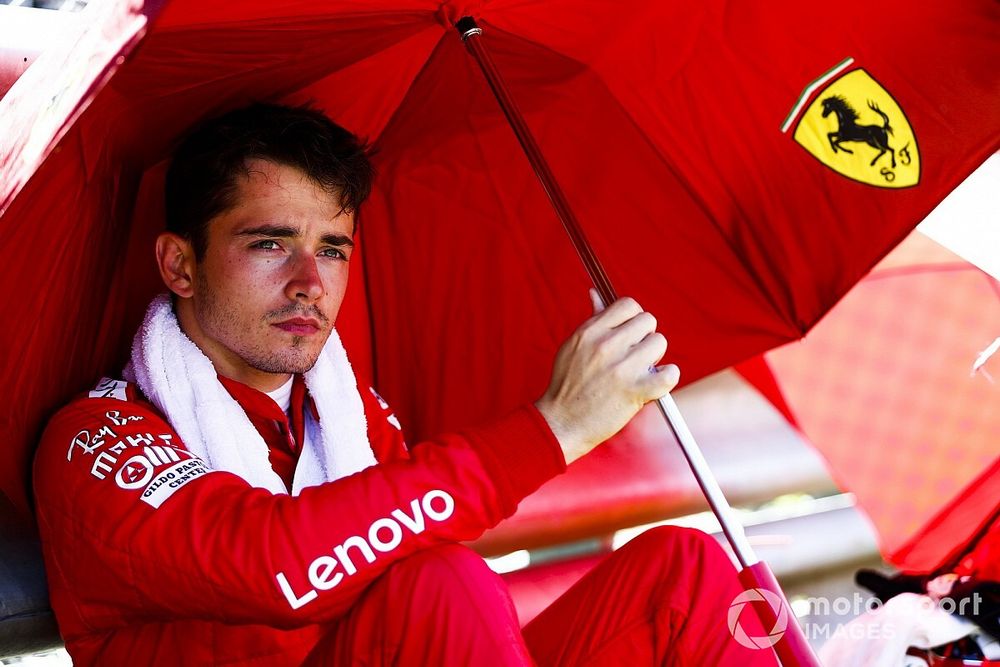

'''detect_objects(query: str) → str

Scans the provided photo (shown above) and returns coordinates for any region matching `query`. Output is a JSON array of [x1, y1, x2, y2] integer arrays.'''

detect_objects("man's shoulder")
[[39, 377, 172, 467], [50, 377, 161, 424], [81, 377, 138, 403]]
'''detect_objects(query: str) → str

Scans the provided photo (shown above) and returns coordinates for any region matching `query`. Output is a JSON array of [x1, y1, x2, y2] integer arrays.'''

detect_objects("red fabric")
[[33, 381, 565, 666], [1, 1, 997, 516], [504, 553, 607, 627], [955, 515, 1000, 582], [218, 373, 413, 491], [289, 374, 309, 453], [522, 528, 778, 666], [893, 456, 1000, 575], [300, 528, 777, 666], [765, 233, 1000, 560], [301, 544, 534, 666], [218, 374, 303, 489]]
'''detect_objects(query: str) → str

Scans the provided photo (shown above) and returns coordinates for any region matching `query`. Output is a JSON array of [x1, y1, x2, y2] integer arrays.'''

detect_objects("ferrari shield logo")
[[791, 68, 919, 188]]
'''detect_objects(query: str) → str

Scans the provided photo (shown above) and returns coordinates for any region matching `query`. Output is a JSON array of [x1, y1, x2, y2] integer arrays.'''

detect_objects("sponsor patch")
[[116, 454, 157, 489], [67, 425, 116, 461], [108, 444, 210, 508], [89, 377, 130, 401], [139, 458, 210, 509], [105, 410, 143, 427], [276, 489, 455, 610], [86, 432, 182, 480]]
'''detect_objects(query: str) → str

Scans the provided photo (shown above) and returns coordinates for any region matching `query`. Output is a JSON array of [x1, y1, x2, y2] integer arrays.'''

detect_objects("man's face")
[[176, 159, 354, 388]]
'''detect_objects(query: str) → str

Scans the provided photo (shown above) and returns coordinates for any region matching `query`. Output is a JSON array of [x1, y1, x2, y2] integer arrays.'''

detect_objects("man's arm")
[[35, 398, 562, 635], [35, 294, 677, 635]]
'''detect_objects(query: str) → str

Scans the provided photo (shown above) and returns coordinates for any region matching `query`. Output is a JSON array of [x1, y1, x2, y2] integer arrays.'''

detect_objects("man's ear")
[[155, 232, 196, 298]]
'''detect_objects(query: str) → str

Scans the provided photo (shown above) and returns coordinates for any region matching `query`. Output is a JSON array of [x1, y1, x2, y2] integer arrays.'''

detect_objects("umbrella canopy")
[[765, 231, 1000, 563], [1, 0, 998, 517], [892, 458, 1000, 577]]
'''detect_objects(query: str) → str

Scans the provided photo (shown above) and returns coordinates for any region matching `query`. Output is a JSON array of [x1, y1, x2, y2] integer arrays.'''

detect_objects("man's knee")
[[384, 544, 510, 605], [621, 525, 731, 567], [610, 526, 742, 616]]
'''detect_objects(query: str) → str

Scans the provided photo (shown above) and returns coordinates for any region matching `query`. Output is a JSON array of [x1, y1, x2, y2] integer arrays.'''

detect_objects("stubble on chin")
[[194, 283, 328, 375], [239, 327, 328, 375]]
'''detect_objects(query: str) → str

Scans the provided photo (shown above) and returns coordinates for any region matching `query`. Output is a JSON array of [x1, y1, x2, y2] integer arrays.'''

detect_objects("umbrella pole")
[[456, 17, 821, 667]]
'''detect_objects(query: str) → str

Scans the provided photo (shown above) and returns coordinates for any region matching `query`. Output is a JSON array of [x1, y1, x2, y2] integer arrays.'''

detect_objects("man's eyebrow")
[[236, 224, 299, 238], [235, 225, 354, 248], [321, 233, 354, 248]]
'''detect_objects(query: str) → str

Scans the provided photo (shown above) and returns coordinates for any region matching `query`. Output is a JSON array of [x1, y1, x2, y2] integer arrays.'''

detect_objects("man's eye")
[[319, 248, 347, 260], [251, 240, 280, 251]]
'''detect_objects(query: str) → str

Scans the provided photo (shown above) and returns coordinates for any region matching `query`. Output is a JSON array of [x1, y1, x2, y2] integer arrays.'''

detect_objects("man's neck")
[[264, 375, 295, 413]]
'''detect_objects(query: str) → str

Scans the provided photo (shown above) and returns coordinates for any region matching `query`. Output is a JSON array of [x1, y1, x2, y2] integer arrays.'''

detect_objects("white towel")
[[124, 294, 377, 495]]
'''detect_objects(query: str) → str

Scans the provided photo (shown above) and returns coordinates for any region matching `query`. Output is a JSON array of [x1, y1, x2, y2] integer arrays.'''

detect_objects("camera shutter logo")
[[727, 588, 790, 649]]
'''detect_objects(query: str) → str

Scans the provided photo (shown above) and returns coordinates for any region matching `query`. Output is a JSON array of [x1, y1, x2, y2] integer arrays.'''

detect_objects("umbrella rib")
[[368, 27, 450, 147], [462, 22, 802, 339]]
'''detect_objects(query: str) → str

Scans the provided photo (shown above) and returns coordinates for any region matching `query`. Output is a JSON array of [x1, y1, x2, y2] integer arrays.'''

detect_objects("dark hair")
[[164, 103, 373, 258]]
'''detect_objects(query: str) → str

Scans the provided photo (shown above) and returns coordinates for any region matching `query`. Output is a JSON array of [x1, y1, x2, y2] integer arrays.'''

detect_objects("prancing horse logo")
[[789, 67, 919, 188], [821, 96, 895, 168]]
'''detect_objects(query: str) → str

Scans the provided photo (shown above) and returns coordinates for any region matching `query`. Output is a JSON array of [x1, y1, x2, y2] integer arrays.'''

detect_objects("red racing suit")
[[33, 377, 565, 665]]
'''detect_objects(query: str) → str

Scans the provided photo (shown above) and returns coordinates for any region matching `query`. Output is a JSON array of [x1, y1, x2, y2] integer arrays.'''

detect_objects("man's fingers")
[[539, 294, 680, 464], [607, 311, 657, 350], [640, 363, 681, 398], [588, 296, 643, 330], [624, 331, 667, 371], [589, 288, 605, 315]]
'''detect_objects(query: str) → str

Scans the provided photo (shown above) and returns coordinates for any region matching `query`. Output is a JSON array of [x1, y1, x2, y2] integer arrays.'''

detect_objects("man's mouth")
[[272, 317, 321, 335]]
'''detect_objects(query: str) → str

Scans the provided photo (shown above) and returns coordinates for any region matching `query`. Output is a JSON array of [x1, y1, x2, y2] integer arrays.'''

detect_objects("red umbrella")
[[1, 0, 998, 662], [765, 231, 1000, 565], [3, 0, 996, 511]]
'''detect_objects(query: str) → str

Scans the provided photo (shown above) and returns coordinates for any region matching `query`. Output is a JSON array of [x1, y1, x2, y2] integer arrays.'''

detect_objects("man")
[[33, 104, 777, 665]]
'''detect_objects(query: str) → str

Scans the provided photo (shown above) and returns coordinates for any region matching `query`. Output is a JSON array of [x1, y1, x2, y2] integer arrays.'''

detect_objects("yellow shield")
[[793, 69, 919, 188]]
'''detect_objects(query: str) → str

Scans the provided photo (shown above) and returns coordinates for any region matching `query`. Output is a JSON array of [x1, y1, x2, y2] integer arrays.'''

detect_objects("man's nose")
[[285, 252, 324, 302]]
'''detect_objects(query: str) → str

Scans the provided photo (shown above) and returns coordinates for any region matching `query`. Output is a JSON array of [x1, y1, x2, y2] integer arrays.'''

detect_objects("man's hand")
[[535, 290, 680, 464]]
